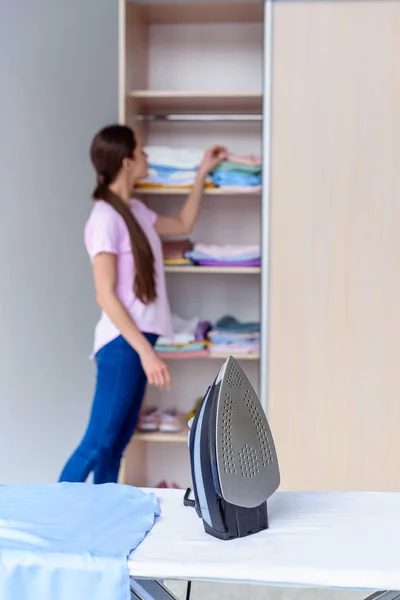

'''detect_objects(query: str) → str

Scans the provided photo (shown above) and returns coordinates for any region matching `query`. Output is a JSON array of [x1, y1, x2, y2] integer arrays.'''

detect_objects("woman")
[[59, 124, 227, 484]]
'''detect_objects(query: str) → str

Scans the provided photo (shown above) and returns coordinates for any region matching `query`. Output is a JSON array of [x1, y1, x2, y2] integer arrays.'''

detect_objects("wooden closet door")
[[268, 0, 400, 491]]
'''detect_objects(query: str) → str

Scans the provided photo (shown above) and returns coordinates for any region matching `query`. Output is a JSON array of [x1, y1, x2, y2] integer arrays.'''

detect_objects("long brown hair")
[[90, 124, 156, 304]]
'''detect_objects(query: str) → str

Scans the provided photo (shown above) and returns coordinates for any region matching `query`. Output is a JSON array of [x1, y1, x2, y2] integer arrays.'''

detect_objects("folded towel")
[[213, 160, 262, 175], [211, 171, 262, 187], [144, 146, 205, 170], [190, 243, 260, 260]]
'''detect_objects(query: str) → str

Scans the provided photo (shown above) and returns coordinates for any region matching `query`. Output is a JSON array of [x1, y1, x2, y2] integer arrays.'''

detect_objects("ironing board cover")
[[129, 488, 400, 591]]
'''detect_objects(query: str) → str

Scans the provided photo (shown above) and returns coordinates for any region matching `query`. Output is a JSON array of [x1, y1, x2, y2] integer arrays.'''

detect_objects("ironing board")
[[129, 488, 400, 600]]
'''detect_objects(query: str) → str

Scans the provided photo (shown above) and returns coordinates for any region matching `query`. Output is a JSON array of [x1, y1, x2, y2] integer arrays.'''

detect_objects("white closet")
[[119, 0, 265, 488]]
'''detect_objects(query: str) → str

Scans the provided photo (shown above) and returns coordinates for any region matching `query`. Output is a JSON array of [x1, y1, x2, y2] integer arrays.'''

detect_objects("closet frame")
[[117, 0, 269, 487]]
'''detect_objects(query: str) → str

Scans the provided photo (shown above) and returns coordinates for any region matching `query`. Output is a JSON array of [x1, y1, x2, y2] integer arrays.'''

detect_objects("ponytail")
[[93, 179, 157, 305], [90, 124, 157, 305]]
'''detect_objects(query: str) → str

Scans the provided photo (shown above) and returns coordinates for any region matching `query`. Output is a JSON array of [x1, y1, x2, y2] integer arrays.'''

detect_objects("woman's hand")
[[198, 145, 228, 178], [140, 347, 171, 390]]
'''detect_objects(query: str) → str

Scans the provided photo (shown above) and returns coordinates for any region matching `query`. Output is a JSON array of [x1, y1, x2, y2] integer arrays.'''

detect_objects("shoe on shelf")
[[137, 406, 161, 432], [158, 409, 183, 433]]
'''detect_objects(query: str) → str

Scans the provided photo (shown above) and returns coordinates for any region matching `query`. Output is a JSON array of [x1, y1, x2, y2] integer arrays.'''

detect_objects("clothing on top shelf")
[[207, 315, 260, 356], [135, 147, 262, 191], [144, 146, 205, 170], [185, 243, 261, 268], [155, 313, 211, 354], [136, 146, 216, 191], [211, 153, 262, 189], [226, 153, 262, 167], [137, 166, 215, 190]]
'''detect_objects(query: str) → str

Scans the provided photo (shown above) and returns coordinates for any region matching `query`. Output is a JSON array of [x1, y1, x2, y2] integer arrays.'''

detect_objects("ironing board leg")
[[363, 593, 400, 600], [130, 578, 180, 600]]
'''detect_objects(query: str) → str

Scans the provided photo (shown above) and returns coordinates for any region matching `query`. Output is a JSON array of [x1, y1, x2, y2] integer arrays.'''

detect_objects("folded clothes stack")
[[210, 153, 262, 191], [162, 239, 193, 267], [185, 243, 261, 268], [208, 315, 260, 356], [136, 146, 216, 191], [155, 313, 211, 358]]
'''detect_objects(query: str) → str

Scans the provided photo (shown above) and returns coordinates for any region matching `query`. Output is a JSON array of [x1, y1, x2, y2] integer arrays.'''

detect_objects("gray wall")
[[0, 1, 118, 483]]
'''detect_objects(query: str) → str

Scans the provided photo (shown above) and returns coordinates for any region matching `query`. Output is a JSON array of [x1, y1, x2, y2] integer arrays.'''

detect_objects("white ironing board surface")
[[128, 489, 400, 590]]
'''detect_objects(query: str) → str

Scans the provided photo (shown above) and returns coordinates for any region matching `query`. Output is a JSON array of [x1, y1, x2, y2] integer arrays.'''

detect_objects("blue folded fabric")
[[213, 315, 261, 334], [211, 171, 262, 187], [210, 334, 260, 345], [155, 342, 205, 352], [0, 482, 160, 600]]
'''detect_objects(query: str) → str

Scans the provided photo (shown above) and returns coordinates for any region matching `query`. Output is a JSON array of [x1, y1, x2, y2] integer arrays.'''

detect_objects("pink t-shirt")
[[84, 198, 173, 356]]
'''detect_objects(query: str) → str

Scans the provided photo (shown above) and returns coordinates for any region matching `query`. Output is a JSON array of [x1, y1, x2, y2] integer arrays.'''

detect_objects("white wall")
[[0, 1, 118, 483]]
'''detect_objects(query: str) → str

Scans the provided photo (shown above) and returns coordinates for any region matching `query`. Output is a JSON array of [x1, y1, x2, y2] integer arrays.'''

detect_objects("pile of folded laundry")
[[135, 146, 262, 192], [184, 243, 261, 268], [136, 146, 215, 191], [210, 152, 262, 191], [155, 313, 211, 357], [207, 315, 260, 356]]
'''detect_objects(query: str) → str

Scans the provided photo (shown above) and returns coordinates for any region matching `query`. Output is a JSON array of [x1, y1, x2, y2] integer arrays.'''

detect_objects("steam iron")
[[185, 356, 280, 540]]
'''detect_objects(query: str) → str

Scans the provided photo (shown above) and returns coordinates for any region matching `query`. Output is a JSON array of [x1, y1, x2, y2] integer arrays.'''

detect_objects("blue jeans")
[[59, 333, 157, 484]]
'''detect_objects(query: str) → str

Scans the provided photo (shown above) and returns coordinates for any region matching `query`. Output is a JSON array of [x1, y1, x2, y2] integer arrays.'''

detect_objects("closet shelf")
[[156, 352, 260, 361], [136, 187, 261, 197], [135, 429, 189, 444], [135, 2, 263, 25], [164, 266, 261, 275], [128, 90, 262, 116]]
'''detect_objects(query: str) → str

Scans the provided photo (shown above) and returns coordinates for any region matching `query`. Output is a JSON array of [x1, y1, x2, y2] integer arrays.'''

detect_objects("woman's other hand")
[[140, 348, 171, 390], [198, 145, 228, 177]]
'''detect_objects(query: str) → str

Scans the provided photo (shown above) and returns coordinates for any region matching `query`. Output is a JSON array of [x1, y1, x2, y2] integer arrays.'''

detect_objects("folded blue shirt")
[[211, 171, 262, 187], [0, 482, 160, 600], [213, 315, 261, 334]]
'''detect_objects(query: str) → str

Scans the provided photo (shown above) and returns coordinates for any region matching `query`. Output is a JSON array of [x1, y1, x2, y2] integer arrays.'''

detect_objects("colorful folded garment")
[[164, 258, 192, 266], [209, 343, 260, 356], [194, 258, 260, 267], [136, 182, 216, 190], [213, 160, 262, 175], [209, 333, 260, 344], [227, 153, 262, 166], [141, 165, 214, 187], [189, 243, 261, 261], [212, 315, 261, 334], [155, 342, 207, 353], [144, 146, 205, 170], [211, 170, 262, 188]]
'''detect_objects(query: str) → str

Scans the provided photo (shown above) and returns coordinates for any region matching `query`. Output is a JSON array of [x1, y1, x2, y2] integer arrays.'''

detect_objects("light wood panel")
[[124, 2, 149, 139], [164, 265, 261, 274], [135, 187, 262, 196], [128, 90, 262, 115], [268, 1, 400, 491], [135, 2, 263, 24]]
